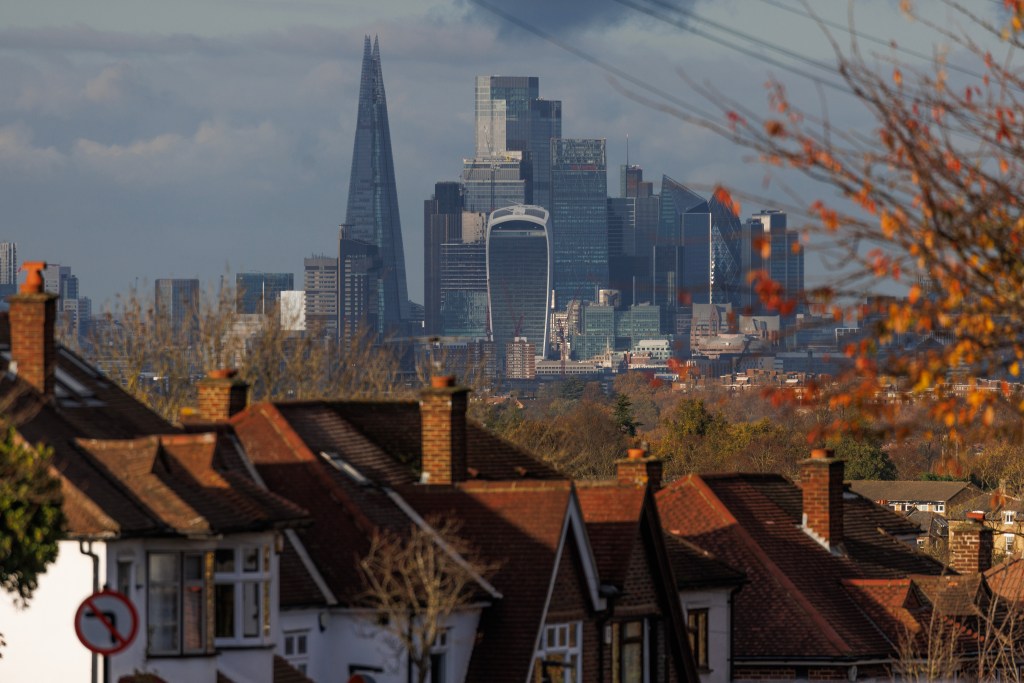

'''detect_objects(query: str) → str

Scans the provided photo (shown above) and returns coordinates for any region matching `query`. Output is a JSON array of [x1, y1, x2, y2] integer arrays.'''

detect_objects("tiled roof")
[[662, 532, 746, 588], [397, 480, 574, 683], [658, 473, 947, 661], [575, 482, 645, 587], [272, 655, 316, 683], [849, 480, 981, 504], [985, 556, 1024, 605], [74, 432, 307, 536]]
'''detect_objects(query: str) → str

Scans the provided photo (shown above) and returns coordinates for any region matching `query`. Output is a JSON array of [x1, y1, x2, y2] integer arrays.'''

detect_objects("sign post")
[[75, 588, 139, 661]]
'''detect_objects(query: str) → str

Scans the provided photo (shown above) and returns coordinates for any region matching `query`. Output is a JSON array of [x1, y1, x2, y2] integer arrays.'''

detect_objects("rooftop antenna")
[[625, 133, 629, 167]]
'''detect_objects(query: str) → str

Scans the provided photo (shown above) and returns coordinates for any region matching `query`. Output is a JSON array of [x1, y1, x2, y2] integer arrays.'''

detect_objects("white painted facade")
[[0, 532, 281, 683], [681, 587, 733, 683], [278, 606, 483, 683]]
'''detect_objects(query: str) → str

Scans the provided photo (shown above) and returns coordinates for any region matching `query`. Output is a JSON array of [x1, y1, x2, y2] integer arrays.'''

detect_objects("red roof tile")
[[575, 483, 645, 587]]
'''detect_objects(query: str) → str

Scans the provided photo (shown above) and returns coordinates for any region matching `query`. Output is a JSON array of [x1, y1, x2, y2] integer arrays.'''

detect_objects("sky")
[[0, 0, 1005, 308]]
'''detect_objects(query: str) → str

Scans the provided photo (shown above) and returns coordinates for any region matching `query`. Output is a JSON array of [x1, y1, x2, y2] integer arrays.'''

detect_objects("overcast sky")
[[0, 0, 1002, 307]]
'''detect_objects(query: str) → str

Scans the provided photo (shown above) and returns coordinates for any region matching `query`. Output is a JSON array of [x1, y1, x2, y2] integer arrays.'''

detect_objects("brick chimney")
[[419, 375, 469, 485], [9, 261, 57, 398], [196, 369, 249, 422], [616, 446, 663, 490], [800, 448, 844, 551], [949, 511, 994, 574]]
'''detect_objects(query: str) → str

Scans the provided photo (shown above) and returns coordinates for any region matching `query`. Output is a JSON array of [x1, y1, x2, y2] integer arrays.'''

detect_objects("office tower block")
[[235, 272, 294, 315], [303, 256, 338, 337], [461, 157, 526, 214], [487, 206, 551, 364], [550, 139, 608, 309], [424, 182, 464, 336], [0, 242, 17, 295], [745, 210, 803, 316], [338, 227, 382, 345], [659, 176, 742, 309], [440, 237, 487, 338], [43, 264, 74, 300], [473, 76, 562, 211], [155, 279, 200, 338], [344, 36, 409, 331]]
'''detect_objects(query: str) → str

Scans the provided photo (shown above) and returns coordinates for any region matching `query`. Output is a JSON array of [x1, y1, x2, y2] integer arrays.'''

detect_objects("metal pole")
[[79, 540, 99, 683]]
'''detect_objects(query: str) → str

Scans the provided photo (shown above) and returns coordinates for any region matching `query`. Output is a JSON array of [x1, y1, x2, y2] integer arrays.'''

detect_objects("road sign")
[[74, 589, 139, 656]]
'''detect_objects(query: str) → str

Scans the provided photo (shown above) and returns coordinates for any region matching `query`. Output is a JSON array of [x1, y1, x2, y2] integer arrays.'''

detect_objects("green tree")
[[0, 428, 64, 604], [825, 435, 896, 481], [613, 394, 641, 437]]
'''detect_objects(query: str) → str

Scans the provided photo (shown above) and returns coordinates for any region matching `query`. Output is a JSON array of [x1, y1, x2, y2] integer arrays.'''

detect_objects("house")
[[958, 490, 1024, 557], [223, 378, 700, 682], [0, 265, 312, 683], [655, 449, 991, 681], [848, 479, 982, 516]]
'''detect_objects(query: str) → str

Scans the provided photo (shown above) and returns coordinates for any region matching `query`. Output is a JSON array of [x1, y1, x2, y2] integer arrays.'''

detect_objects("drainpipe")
[[79, 540, 100, 683]]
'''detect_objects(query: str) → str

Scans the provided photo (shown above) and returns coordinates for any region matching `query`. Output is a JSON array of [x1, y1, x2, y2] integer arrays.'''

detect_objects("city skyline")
[[0, 1, 1003, 307]]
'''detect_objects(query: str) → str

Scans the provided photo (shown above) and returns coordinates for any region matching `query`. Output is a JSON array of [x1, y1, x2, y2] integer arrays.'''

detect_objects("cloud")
[[461, 0, 676, 38], [0, 124, 66, 176], [71, 120, 294, 189]]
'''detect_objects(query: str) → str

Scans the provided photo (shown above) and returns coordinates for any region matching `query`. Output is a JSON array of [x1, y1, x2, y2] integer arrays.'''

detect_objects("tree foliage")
[[0, 428, 63, 604]]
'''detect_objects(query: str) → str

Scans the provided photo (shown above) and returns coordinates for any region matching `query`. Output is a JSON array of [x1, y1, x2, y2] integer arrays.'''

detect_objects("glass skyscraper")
[[550, 139, 608, 308], [486, 206, 551, 361], [236, 272, 294, 315], [344, 36, 409, 331]]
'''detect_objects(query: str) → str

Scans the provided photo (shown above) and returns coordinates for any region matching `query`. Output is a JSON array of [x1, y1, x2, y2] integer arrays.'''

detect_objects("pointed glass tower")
[[344, 36, 410, 329]]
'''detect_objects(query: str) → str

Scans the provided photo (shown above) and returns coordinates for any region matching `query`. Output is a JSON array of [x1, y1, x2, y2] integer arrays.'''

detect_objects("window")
[[1005, 511, 1017, 525], [117, 558, 133, 596], [936, 504, 946, 513], [619, 620, 645, 683], [534, 622, 581, 683], [147, 552, 208, 656], [283, 630, 309, 675], [430, 629, 449, 683], [687, 608, 709, 671], [214, 545, 271, 644], [1006, 534, 1015, 553]]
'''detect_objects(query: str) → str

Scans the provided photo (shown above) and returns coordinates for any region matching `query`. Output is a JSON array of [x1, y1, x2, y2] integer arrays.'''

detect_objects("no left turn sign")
[[74, 589, 139, 656]]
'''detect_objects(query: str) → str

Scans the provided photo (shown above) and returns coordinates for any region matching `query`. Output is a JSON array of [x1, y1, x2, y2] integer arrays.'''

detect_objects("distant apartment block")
[[0, 242, 16, 298], [303, 256, 338, 337], [155, 278, 200, 337]]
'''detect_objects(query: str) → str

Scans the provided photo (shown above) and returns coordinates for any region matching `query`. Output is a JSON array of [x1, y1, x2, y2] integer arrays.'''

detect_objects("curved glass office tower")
[[487, 206, 551, 360]]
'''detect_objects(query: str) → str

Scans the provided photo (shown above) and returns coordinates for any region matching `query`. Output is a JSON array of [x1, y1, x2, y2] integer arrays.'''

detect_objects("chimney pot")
[[20, 262, 47, 295], [811, 448, 834, 460], [616, 450, 663, 490], [431, 374, 456, 389]]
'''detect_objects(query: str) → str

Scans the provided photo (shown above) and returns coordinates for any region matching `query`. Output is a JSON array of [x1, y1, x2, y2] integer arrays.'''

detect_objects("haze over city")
[[1, 0, 997, 307]]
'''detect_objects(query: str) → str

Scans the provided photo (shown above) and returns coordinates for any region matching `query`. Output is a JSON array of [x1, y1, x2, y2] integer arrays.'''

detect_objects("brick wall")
[[196, 373, 248, 422], [800, 449, 843, 548], [949, 517, 994, 573], [419, 380, 468, 484], [9, 292, 57, 397]]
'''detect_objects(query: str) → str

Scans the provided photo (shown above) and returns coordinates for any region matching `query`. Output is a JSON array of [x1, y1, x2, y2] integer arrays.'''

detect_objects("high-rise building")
[[461, 157, 526, 214], [550, 138, 608, 308], [303, 256, 338, 337], [0, 242, 17, 295], [745, 210, 803, 317], [660, 176, 742, 309], [473, 76, 561, 211], [440, 237, 487, 338], [338, 227, 381, 345], [155, 279, 200, 337], [43, 264, 74, 300], [486, 206, 551, 364], [424, 182, 464, 335], [236, 272, 294, 315], [344, 36, 409, 331]]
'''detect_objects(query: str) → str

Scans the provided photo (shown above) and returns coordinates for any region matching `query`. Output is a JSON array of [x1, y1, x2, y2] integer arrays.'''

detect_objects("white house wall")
[[682, 587, 733, 683], [0, 539, 106, 682], [281, 607, 483, 683]]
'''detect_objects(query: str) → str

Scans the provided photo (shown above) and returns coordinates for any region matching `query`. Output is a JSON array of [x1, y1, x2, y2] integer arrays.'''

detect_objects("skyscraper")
[[424, 182, 463, 335], [746, 210, 803, 316], [303, 256, 338, 337], [155, 279, 200, 338], [550, 138, 608, 308], [0, 242, 17, 295], [338, 227, 381, 345], [486, 205, 551, 364], [236, 272, 294, 315], [344, 36, 409, 331]]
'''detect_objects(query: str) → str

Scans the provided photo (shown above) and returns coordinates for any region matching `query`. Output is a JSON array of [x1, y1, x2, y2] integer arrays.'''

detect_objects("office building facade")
[[550, 139, 608, 309], [303, 256, 338, 337], [338, 227, 382, 345], [487, 205, 551, 362], [424, 182, 464, 336], [155, 278, 200, 338], [344, 36, 409, 331], [236, 273, 294, 315], [0, 242, 16, 297]]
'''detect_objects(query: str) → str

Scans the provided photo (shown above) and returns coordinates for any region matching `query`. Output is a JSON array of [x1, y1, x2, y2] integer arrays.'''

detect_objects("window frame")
[[430, 628, 449, 683], [146, 550, 210, 657], [213, 544, 272, 647], [619, 619, 647, 683], [687, 607, 710, 671], [283, 629, 310, 675], [535, 621, 582, 683]]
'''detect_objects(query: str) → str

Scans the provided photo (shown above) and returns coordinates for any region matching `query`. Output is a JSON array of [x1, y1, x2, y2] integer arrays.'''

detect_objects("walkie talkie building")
[[486, 206, 551, 362]]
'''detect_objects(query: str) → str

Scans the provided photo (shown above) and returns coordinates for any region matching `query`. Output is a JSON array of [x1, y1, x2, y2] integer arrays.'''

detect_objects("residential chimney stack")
[[197, 369, 249, 422], [419, 375, 469, 484], [9, 261, 57, 398], [616, 446, 663, 490], [949, 512, 994, 574], [800, 448, 844, 551]]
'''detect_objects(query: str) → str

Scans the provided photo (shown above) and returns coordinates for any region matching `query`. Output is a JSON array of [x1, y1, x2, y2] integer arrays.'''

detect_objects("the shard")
[[344, 36, 409, 330]]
